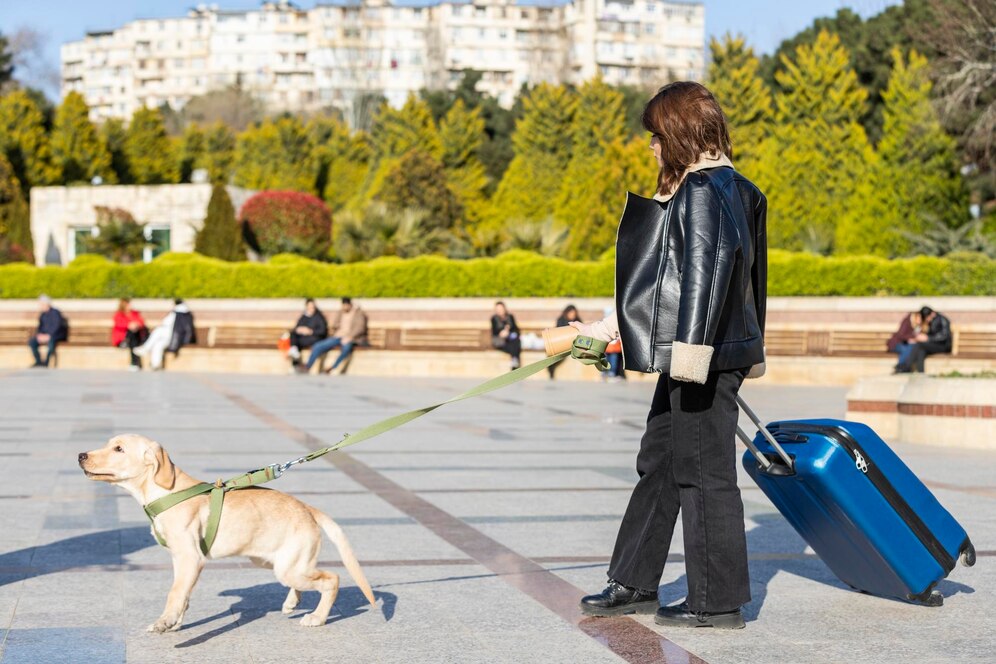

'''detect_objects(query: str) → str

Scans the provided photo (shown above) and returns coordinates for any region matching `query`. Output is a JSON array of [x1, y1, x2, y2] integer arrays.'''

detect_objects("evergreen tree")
[[177, 123, 206, 183], [0, 32, 13, 86], [836, 48, 969, 256], [561, 136, 658, 259], [50, 91, 113, 184], [323, 130, 372, 212], [0, 89, 57, 193], [378, 149, 462, 230], [125, 107, 178, 184], [101, 118, 130, 184], [233, 116, 313, 192], [487, 83, 576, 232], [752, 31, 872, 253], [0, 152, 32, 263], [201, 121, 236, 184], [194, 184, 244, 260], [555, 77, 626, 256], [357, 95, 443, 206], [707, 34, 772, 177], [439, 99, 488, 225]]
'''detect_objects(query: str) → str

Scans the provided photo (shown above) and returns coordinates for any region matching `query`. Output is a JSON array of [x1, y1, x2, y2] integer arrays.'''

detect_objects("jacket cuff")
[[746, 346, 766, 379], [670, 341, 713, 384]]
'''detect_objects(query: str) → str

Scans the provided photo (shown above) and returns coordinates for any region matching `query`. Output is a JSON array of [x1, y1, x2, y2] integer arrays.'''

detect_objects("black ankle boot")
[[579, 580, 658, 617], [654, 601, 745, 629]]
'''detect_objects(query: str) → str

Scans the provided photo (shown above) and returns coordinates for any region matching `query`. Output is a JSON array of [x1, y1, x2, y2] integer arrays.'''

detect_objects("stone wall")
[[29, 184, 254, 266]]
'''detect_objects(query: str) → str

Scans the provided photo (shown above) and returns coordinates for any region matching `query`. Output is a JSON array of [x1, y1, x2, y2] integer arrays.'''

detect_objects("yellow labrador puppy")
[[79, 433, 376, 632]]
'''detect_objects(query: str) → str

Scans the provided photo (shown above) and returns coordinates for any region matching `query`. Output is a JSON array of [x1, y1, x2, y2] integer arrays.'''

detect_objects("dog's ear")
[[148, 442, 176, 490]]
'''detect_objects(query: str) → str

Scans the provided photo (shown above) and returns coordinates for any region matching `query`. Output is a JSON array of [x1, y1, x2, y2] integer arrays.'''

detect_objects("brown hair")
[[117, 298, 130, 314], [641, 81, 732, 196]]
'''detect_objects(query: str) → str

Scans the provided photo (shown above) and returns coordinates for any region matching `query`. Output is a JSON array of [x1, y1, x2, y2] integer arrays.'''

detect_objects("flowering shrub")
[[238, 190, 332, 259]]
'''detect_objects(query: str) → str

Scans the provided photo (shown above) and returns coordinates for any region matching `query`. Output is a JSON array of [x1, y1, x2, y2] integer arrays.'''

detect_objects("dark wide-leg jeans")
[[607, 369, 751, 613]]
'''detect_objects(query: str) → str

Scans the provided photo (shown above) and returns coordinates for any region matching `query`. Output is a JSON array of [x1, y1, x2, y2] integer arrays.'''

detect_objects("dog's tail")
[[312, 509, 376, 606]]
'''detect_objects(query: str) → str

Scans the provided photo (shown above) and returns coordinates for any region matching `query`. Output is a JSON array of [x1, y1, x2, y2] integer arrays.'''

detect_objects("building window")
[[68, 227, 97, 262], [143, 226, 171, 263], [644, 23, 654, 35], [646, 2, 656, 12]]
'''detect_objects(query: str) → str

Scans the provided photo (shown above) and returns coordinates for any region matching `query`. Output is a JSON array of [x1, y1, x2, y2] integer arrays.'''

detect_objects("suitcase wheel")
[[959, 542, 976, 568], [920, 591, 944, 608]]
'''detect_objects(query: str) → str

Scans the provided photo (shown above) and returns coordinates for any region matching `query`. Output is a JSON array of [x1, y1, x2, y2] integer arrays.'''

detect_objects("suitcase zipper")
[[768, 422, 956, 574]]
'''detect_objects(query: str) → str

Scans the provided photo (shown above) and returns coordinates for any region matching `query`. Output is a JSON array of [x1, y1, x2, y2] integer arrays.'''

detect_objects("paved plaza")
[[0, 368, 991, 664]]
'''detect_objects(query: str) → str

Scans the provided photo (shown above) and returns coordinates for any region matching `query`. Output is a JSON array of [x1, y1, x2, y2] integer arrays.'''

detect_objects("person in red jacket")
[[112, 298, 148, 371]]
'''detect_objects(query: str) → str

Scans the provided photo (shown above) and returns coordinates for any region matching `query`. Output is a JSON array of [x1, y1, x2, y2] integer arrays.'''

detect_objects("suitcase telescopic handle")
[[736, 396, 795, 475]]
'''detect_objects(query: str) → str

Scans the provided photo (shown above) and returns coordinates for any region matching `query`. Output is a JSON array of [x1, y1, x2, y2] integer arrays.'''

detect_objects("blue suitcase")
[[736, 397, 975, 606]]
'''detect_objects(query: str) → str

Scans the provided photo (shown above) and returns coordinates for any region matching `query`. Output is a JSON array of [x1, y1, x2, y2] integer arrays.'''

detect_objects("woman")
[[571, 82, 767, 630], [887, 311, 921, 373], [135, 299, 197, 371], [549, 305, 582, 379], [490, 302, 521, 370], [287, 298, 328, 368], [111, 298, 147, 371]]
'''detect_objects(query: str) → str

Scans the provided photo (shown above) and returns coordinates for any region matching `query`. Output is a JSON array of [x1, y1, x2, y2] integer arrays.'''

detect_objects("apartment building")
[[61, 0, 704, 124]]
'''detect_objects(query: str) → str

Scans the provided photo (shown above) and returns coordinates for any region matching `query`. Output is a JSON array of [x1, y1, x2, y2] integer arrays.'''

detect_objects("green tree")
[[439, 99, 488, 225], [561, 136, 659, 259], [125, 107, 178, 184], [201, 121, 236, 184], [322, 129, 372, 212], [0, 32, 13, 86], [378, 149, 462, 230], [194, 184, 244, 261], [0, 153, 32, 263], [753, 31, 873, 253], [487, 83, 576, 233], [233, 116, 313, 192], [0, 89, 57, 193], [554, 78, 629, 257], [177, 123, 206, 183], [83, 206, 147, 263], [708, 35, 772, 177], [50, 91, 113, 184], [837, 48, 969, 256], [101, 118, 130, 184]]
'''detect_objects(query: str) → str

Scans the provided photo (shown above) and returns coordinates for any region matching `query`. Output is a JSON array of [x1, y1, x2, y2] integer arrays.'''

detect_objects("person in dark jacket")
[[887, 311, 922, 373], [287, 299, 328, 367], [570, 82, 766, 630], [490, 302, 521, 371], [548, 305, 582, 379], [28, 295, 67, 368], [135, 299, 196, 370], [900, 307, 952, 373]]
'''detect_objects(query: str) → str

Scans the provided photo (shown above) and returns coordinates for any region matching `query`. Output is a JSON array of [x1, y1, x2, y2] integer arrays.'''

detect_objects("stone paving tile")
[[0, 369, 991, 664]]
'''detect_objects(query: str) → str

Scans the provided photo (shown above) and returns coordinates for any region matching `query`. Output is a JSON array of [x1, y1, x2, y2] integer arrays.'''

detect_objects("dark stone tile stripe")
[[202, 378, 709, 664]]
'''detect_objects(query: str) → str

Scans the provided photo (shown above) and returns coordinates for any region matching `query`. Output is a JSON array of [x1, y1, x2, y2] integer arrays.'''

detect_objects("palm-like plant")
[[83, 206, 149, 264], [503, 217, 569, 256], [901, 213, 996, 258], [334, 203, 455, 262]]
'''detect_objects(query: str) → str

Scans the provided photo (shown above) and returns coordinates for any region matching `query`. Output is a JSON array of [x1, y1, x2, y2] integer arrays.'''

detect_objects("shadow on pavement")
[[657, 513, 975, 621], [175, 582, 397, 648], [0, 526, 154, 586]]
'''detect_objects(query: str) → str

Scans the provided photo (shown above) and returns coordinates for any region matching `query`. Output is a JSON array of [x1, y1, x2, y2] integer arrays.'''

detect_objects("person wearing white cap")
[[28, 295, 67, 368]]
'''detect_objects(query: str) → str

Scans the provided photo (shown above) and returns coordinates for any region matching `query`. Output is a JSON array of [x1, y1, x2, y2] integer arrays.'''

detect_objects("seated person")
[[287, 298, 329, 367], [887, 310, 921, 373], [901, 306, 952, 373], [491, 301, 521, 371], [112, 298, 149, 371], [302, 297, 368, 374], [28, 295, 67, 368]]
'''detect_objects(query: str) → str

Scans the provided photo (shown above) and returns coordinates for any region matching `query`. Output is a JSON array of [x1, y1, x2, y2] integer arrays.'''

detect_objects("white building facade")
[[62, 0, 704, 124]]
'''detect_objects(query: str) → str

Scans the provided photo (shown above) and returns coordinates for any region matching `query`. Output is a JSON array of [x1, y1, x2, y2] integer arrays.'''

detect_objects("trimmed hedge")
[[0, 249, 993, 298]]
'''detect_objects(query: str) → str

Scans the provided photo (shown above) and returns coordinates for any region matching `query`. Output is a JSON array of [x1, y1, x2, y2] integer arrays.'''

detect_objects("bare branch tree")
[[926, 0, 996, 182], [7, 27, 60, 93]]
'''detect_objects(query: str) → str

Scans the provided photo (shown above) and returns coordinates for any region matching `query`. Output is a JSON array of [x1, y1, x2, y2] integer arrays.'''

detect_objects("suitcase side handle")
[[736, 395, 795, 474]]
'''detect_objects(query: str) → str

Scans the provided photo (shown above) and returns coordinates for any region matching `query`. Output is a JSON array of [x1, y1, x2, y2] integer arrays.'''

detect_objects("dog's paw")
[[281, 605, 296, 615], [146, 617, 182, 633], [299, 613, 327, 627]]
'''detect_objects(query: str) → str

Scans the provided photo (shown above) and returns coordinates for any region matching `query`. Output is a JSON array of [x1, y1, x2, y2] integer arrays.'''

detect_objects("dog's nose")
[[78, 452, 88, 464]]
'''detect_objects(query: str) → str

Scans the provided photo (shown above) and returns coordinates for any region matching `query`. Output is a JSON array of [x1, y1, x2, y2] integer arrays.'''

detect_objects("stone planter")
[[846, 374, 996, 450]]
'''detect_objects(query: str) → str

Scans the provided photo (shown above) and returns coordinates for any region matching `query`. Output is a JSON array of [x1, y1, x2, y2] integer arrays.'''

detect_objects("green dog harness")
[[142, 335, 609, 554]]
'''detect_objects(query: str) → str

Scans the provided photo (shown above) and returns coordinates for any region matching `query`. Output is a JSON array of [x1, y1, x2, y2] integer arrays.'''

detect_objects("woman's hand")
[[568, 321, 594, 337]]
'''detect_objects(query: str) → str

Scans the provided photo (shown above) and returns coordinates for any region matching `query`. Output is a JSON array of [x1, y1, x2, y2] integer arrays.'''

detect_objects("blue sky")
[[0, 0, 901, 99]]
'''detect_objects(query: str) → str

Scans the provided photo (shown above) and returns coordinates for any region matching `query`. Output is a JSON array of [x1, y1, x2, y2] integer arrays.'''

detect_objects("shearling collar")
[[652, 152, 734, 203]]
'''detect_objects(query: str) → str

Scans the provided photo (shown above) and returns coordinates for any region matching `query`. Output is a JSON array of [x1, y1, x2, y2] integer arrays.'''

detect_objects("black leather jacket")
[[925, 313, 952, 351], [615, 166, 767, 373]]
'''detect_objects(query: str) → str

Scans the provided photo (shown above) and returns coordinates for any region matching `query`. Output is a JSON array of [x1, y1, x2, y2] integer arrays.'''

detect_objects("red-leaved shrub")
[[239, 191, 332, 259]]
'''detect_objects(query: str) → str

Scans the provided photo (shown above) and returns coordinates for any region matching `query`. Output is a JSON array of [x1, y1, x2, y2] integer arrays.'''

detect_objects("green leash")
[[143, 336, 609, 553]]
